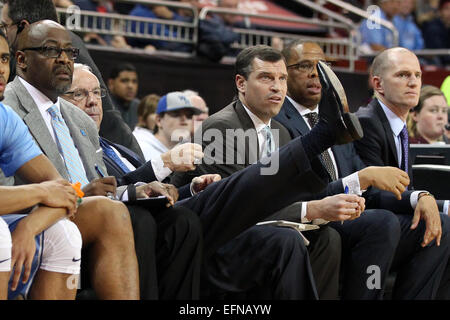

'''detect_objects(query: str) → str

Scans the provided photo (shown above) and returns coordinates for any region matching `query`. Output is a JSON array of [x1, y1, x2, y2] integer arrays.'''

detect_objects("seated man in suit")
[[170, 45, 376, 299], [0, 27, 136, 300], [354, 47, 450, 299], [65, 62, 331, 300], [275, 40, 450, 299], [3, 20, 205, 300], [0, 0, 144, 157]]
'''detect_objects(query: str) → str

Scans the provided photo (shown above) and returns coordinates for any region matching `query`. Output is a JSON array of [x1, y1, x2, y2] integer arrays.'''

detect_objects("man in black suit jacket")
[[274, 41, 450, 299], [0, 0, 145, 159], [170, 45, 374, 299], [354, 47, 450, 299], [65, 52, 354, 300]]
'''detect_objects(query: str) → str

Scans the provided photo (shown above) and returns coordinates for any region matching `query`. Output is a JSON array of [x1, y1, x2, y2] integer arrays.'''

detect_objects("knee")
[[270, 228, 308, 256], [164, 207, 202, 240], [318, 226, 341, 262], [94, 198, 133, 238], [41, 219, 82, 274], [366, 210, 401, 246]]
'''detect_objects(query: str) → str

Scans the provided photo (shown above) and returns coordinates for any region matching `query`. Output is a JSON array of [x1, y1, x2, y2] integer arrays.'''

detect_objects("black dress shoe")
[[317, 61, 364, 144]]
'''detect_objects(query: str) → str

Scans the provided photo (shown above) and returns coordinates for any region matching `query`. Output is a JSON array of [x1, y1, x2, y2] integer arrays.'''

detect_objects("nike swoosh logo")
[[0, 257, 11, 263], [72, 257, 81, 262]]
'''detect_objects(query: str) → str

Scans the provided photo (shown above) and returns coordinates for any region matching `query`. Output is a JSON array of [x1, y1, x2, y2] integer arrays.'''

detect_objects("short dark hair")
[[235, 45, 285, 79], [281, 40, 304, 63], [0, 0, 58, 24], [108, 63, 137, 80]]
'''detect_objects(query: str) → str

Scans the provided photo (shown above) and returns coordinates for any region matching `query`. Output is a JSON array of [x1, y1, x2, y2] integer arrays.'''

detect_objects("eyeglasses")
[[64, 88, 107, 101], [287, 61, 332, 73], [20, 45, 80, 60]]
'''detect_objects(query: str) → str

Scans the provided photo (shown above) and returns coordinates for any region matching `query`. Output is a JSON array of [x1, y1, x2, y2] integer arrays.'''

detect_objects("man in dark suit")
[[274, 40, 450, 299], [0, 0, 145, 158], [353, 47, 450, 299], [170, 45, 373, 299]]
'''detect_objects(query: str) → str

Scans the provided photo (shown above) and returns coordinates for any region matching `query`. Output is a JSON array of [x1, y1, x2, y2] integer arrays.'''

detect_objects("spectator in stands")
[[128, 3, 193, 52], [423, 0, 450, 66], [0, 0, 145, 160], [182, 90, 209, 134], [416, 0, 440, 25], [393, 0, 424, 50], [73, 0, 131, 49], [407, 85, 449, 144], [108, 63, 140, 130], [134, 91, 201, 161], [52, 0, 73, 8], [136, 93, 160, 132], [358, 0, 401, 53]]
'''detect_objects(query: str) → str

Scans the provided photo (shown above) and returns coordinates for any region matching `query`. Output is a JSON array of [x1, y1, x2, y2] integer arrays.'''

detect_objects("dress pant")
[[201, 225, 318, 299], [79, 204, 203, 300], [306, 225, 341, 300], [390, 213, 450, 299], [330, 209, 401, 300], [152, 206, 203, 300]]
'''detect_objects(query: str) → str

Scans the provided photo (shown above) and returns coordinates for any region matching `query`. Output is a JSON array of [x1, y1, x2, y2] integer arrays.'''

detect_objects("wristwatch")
[[418, 191, 435, 200]]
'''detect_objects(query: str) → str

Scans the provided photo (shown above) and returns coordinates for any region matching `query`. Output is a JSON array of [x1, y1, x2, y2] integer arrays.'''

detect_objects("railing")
[[56, 0, 198, 55], [198, 7, 358, 71], [319, 0, 399, 46]]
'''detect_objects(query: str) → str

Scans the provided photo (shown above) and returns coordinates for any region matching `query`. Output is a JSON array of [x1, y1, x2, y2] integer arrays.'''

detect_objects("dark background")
[[89, 47, 373, 114]]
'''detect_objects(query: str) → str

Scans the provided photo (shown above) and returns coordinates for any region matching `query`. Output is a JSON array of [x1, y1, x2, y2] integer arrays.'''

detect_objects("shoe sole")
[[317, 61, 364, 143]]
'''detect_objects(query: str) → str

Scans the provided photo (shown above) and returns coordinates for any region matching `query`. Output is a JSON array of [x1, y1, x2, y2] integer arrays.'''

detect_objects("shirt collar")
[[19, 76, 61, 114], [286, 96, 319, 117], [378, 99, 406, 137], [241, 102, 271, 133]]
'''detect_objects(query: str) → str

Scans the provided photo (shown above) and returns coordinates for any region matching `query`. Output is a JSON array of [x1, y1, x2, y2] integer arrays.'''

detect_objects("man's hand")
[[82, 177, 117, 197], [10, 220, 37, 292], [411, 194, 442, 247], [136, 182, 179, 207], [191, 174, 221, 194], [359, 166, 410, 200], [161, 143, 204, 172], [306, 194, 365, 222], [38, 180, 78, 216]]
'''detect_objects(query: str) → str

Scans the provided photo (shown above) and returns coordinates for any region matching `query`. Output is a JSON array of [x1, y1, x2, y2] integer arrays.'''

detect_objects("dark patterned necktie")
[[399, 125, 409, 174], [99, 138, 131, 174], [304, 112, 337, 181]]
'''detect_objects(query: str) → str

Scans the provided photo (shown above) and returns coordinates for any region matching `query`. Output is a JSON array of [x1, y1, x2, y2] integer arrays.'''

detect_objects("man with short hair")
[[354, 47, 450, 299], [108, 63, 140, 130], [0, 0, 145, 158], [0, 27, 132, 301], [170, 45, 373, 299], [276, 40, 450, 299], [3, 20, 141, 300]]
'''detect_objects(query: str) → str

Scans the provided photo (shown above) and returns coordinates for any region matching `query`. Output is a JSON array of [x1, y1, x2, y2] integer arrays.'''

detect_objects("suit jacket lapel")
[[283, 99, 310, 137], [234, 100, 259, 163], [60, 101, 97, 180], [12, 78, 68, 178], [373, 99, 399, 165]]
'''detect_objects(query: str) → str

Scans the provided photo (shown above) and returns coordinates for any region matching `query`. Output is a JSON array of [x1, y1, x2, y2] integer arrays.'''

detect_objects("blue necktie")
[[400, 125, 409, 174], [99, 138, 131, 174], [47, 105, 89, 186], [261, 125, 275, 158]]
